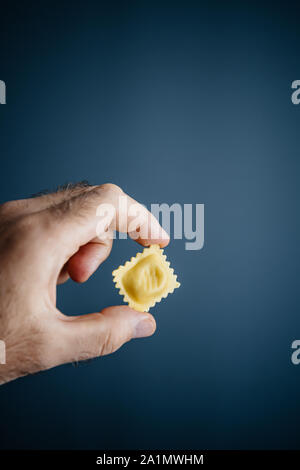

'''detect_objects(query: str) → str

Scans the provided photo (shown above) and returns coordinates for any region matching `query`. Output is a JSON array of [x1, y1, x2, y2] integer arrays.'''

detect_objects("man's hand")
[[0, 183, 169, 385]]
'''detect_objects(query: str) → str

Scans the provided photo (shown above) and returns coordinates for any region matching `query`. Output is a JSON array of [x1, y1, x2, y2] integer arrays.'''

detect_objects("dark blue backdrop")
[[0, 0, 300, 449]]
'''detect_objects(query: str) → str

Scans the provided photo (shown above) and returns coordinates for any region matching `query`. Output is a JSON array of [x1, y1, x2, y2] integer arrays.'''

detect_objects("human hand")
[[0, 183, 169, 385]]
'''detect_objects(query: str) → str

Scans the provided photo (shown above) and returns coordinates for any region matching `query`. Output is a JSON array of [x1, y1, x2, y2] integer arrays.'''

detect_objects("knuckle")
[[99, 183, 123, 195]]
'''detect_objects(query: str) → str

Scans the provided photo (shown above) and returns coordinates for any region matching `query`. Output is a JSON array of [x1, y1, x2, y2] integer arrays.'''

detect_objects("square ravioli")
[[112, 245, 180, 312]]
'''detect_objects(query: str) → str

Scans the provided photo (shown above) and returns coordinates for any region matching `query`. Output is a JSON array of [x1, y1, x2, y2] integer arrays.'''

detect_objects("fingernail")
[[134, 317, 155, 338]]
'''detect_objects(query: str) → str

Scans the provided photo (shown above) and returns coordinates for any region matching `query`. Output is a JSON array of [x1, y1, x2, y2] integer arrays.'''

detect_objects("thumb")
[[52, 306, 156, 365]]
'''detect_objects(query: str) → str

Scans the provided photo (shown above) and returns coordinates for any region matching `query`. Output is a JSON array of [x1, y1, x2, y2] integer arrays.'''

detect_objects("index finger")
[[44, 184, 170, 258]]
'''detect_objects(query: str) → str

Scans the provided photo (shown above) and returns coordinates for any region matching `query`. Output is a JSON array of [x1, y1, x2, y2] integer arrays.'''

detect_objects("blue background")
[[0, 0, 300, 449]]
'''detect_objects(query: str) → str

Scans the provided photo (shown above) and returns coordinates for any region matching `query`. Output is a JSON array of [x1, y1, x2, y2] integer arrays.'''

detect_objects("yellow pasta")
[[112, 244, 180, 312]]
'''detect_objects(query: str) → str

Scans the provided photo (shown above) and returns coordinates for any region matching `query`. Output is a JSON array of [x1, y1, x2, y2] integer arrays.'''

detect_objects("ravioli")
[[112, 245, 180, 312]]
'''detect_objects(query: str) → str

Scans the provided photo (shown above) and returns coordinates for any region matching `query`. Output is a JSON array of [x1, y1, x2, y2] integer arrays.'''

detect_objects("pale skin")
[[0, 183, 170, 385]]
